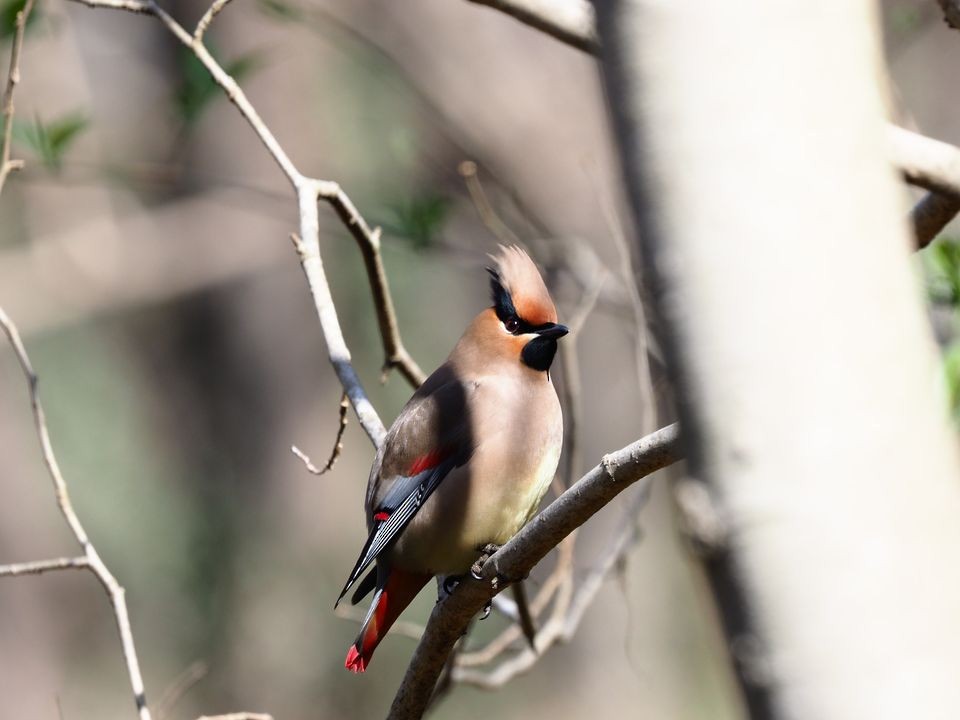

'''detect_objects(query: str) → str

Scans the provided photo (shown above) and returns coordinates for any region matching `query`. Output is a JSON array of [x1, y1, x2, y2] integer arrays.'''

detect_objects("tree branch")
[[0, 307, 153, 720], [465, 0, 598, 54], [387, 423, 682, 720], [0, 0, 36, 195], [64, 0, 430, 446], [0, 555, 89, 577], [464, 0, 960, 249]]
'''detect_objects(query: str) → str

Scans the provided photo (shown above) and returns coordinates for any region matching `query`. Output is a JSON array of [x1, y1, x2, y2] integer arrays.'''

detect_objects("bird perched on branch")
[[337, 245, 568, 673]]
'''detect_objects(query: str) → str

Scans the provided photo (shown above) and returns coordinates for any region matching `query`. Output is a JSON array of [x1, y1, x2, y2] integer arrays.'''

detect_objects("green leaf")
[[12, 111, 88, 171], [0, 0, 41, 41], [255, 0, 304, 22], [382, 194, 452, 249], [923, 236, 960, 305], [176, 46, 265, 126], [944, 341, 960, 421]]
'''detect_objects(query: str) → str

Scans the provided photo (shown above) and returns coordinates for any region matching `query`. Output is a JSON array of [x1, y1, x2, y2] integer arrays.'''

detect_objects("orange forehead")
[[489, 245, 557, 325], [513, 294, 556, 326]]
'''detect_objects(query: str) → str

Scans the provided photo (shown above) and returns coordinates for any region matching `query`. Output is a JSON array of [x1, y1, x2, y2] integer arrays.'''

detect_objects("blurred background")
[[0, 1, 956, 718]]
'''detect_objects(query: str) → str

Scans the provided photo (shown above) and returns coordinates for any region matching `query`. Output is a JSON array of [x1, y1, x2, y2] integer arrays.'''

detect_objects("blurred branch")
[[459, 160, 524, 247], [196, 715, 273, 720], [0, 307, 153, 720], [888, 124, 960, 197], [910, 191, 960, 249], [0, 0, 36, 195], [937, 0, 960, 30], [468, 0, 960, 250], [464, 0, 598, 54], [157, 660, 208, 720], [388, 423, 682, 720]]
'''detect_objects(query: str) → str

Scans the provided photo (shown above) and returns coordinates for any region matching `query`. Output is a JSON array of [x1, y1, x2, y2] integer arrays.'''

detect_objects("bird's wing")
[[337, 366, 475, 606]]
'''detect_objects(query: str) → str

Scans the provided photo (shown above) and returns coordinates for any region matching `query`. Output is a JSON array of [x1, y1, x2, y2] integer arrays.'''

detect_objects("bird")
[[336, 245, 568, 673]]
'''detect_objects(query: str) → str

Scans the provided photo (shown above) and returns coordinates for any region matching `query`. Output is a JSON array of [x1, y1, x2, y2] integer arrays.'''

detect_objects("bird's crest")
[[486, 246, 556, 326]]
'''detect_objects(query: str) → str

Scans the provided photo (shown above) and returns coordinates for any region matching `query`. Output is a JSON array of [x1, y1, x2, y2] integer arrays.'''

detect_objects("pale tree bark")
[[595, 2, 960, 719]]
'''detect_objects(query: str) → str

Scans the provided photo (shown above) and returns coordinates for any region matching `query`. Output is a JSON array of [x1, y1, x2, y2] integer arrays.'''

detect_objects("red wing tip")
[[345, 645, 367, 673]]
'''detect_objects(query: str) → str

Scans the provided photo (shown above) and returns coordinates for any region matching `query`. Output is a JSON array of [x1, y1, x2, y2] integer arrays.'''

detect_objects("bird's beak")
[[536, 323, 569, 339]]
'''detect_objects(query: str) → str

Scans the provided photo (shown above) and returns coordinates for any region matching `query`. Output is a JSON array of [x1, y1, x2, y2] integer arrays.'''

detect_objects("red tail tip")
[[345, 645, 367, 673]]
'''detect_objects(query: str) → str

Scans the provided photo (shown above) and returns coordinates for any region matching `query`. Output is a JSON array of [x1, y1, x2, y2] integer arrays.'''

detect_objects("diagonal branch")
[[387, 423, 683, 720], [465, 0, 598, 54], [0, 0, 36, 195], [0, 307, 153, 720]]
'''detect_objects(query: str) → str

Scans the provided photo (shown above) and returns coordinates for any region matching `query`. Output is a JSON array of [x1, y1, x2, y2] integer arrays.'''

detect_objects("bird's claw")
[[480, 600, 492, 620], [471, 543, 502, 581]]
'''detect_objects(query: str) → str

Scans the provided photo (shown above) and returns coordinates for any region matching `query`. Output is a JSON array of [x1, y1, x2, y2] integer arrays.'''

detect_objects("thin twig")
[[196, 715, 273, 720], [291, 391, 349, 475], [67, 0, 415, 447], [194, 0, 234, 42], [459, 160, 524, 247], [0, 0, 36, 195], [388, 423, 682, 719], [0, 556, 89, 576], [347, 224, 425, 388], [0, 306, 153, 720], [464, 0, 598, 54]]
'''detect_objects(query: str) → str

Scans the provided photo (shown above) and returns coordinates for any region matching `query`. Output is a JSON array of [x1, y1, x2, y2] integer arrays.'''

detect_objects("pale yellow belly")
[[390, 439, 562, 576]]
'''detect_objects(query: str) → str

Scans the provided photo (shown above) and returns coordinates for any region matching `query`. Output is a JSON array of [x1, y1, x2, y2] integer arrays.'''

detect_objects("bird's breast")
[[390, 375, 562, 576]]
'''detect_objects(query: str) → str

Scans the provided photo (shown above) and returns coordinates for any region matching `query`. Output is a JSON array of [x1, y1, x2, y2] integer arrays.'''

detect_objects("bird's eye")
[[504, 317, 520, 334]]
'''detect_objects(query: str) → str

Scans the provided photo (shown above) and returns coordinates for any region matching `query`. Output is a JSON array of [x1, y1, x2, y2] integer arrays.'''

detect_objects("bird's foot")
[[470, 543, 502, 581], [480, 599, 492, 620]]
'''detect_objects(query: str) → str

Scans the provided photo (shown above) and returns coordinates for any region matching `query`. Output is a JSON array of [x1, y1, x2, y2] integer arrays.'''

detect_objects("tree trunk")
[[595, 1, 960, 718]]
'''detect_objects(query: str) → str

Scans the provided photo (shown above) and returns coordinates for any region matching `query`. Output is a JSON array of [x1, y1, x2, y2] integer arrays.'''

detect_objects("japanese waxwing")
[[337, 245, 568, 673]]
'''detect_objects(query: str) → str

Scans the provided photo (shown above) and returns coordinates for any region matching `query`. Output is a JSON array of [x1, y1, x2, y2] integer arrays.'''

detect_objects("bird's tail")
[[345, 568, 430, 673]]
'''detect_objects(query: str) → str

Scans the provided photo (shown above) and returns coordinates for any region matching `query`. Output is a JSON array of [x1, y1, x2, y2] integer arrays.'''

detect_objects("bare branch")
[[938, 0, 960, 30], [387, 423, 682, 720], [464, 0, 598, 54], [888, 124, 960, 198], [0, 307, 153, 720], [65, 0, 423, 447], [290, 228, 386, 446], [454, 508, 640, 688], [291, 391, 349, 475], [70, 0, 151, 10], [462, 0, 960, 254], [910, 191, 960, 249], [194, 0, 234, 42], [196, 715, 273, 720], [334, 220, 425, 388], [459, 160, 524, 247], [0, 0, 36, 195], [0, 556, 88, 577]]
